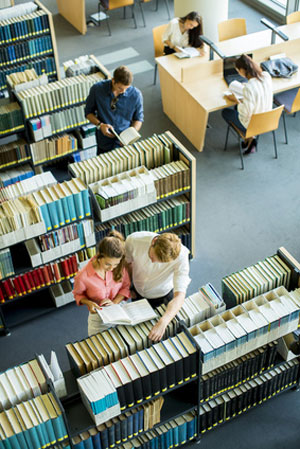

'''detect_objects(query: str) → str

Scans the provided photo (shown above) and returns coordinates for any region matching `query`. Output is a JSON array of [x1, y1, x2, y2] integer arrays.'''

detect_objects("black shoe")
[[243, 138, 257, 155]]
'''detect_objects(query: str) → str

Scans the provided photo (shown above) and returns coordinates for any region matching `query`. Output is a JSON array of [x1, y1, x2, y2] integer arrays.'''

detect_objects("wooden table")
[[156, 23, 300, 152]]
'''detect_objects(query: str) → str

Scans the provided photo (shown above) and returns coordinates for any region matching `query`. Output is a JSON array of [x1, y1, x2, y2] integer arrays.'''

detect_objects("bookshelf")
[[0, 0, 60, 93], [69, 131, 196, 257]]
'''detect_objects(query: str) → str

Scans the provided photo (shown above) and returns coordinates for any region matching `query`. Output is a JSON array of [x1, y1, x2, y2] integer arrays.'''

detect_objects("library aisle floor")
[[2, 1, 300, 448]]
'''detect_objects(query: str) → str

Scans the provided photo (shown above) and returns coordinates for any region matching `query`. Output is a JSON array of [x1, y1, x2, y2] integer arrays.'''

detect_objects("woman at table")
[[162, 11, 204, 55], [73, 230, 130, 336], [222, 54, 273, 154]]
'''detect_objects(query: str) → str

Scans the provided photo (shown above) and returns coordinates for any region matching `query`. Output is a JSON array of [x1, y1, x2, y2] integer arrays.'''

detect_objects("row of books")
[[0, 57, 57, 91], [0, 171, 56, 203], [0, 139, 30, 169], [26, 219, 95, 266], [171, 227, 191, 251], [17, 73, 103, 118], [0, 35, 53, 68], [151, 160, 190, 200], [76, 333, 197, 414], [92, 167, 157, 222], [30, 133, 78, 164], [177, 286, 225, 328], [0, 248, 14, 279], [69, 132, 175, 185], [65, 306, 180, 376], [0, 253, 78, 301], [0, 2, 38, 21], [93, 196, 190, 238], [200, 341, 278, 401], [7, 70, 48, 95], [222, 252, 292, 306], [0, 0, 12, 9], [64, 55, 105, 78], [72, 146, 97, 163], [0, 392, 68, 449], [0, 11, 50, 45], [0, 358, 47, 410], [190, 286, 300, 374], [0, 164, 34, 187], [29, 105, 89, 141], [72, 398, 161, 449], [0, 102, 23, 135], [199, 359, 299, 433], [76, 247, 96, 268]]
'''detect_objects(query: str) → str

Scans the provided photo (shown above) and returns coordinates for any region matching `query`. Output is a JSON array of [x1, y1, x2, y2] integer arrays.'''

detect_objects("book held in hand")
[[175, 47, 200, 59], [111, 126, 141, 146], [96, 299, 157, 326], [224, 80, 245, 101]]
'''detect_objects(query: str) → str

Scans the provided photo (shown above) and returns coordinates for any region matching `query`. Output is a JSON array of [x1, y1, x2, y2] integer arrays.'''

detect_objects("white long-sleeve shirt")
[[125, 231, 191, 299], [162, 18, 189, 48], [238, 71, 273, 128]]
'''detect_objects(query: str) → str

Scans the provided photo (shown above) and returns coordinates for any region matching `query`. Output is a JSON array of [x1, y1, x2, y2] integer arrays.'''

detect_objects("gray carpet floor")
[[2, 1, 300, 448]]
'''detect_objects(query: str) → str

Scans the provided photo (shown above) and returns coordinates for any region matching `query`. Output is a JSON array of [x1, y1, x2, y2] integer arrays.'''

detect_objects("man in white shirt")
[[125, 231, 191, 342]]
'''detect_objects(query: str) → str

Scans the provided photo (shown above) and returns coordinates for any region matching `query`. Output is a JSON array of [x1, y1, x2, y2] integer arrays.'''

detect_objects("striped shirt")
[[238, 72, 273, 128]]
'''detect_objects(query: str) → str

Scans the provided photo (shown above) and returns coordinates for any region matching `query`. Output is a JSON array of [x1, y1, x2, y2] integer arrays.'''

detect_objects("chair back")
[[152, 24, 168, 58], [286, 11, 300, 24], [107, 0, 134, 10], [218, 18, 247, 41], [290, 88, 300, 113], [245, 106, 284, 139]]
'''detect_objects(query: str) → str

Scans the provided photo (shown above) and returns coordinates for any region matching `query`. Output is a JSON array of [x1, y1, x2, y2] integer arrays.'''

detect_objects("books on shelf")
[[0, 163, 34, 188], [0, 2, 38, 21], [111, 126, 141, 146], [7, 69, 48, 93], [30, 133, 78, 165], [151, 160, 190, 199], [96, 299, 158, 326], [74, 124, 97, 150], [0, 10, 50, 46], [0, 101, 24, 135], [37, 351, 67, 398], [0, 139, 30, 169], [63, 55, 107, 78], [0, 171, 56, 203], [0, 247, 14, 279], [0, 35, 53, 67]]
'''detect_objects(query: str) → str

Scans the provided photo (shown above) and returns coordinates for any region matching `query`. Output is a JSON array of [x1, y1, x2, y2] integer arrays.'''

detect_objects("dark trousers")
[[131, 285, 173, 308], [164, 46, 176, 55], [221, 107, 246, 133]]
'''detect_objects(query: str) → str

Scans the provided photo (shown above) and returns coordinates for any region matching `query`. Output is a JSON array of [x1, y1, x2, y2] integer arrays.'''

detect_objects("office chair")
[[224, 106, 284, 169], [286, 11, 300, 24], [152, 24, 168, 84], [217, 18, 247, 42], [273, 87, 300, 144], [98, 0, 137, 36]]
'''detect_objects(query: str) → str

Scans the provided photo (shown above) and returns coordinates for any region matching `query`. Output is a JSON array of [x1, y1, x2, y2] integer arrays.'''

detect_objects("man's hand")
[[100, 123, 115, 138], [148, 318, 167, 342]]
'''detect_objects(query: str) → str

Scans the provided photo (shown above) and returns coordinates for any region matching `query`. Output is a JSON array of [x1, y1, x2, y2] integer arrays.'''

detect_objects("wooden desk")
[[157, 24, 300, 152]]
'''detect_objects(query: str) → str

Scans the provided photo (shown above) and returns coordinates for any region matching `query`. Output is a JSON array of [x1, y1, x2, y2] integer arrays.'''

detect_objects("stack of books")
[[190, 285, 300, 374], [17, 73, 103, 118], [77, 368, 121, 425], [0, 248, 14, 279], [0, 164, 34, 187], [0, 171, 56, 202], [0, 358, 47, 408], [222, 253, 292, 306], [91, 166, 157, 222], [177, 285, 225, 327], [0, 253, 78, 302], [0, 102, 24, 135], [0, 139, 30, 169], [0, 392, 68, 449], [199, 358, 299, 433], [72, 124, 97, 162], [25, 219, 95, 266], [69, 132, 175, 185], [30, 133, 78, 165]]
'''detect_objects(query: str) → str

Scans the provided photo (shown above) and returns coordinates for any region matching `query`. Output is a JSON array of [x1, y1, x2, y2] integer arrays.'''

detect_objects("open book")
[[224, 80, 244, 101], [111, 126, 141, 146], [175, 47, 200, 59], [96, 298, 157, 325]]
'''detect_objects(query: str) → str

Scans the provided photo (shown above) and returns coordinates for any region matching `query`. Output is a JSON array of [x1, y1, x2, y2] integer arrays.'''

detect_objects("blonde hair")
[[97, 230, 125, 282], [152, 233, 181, 262]]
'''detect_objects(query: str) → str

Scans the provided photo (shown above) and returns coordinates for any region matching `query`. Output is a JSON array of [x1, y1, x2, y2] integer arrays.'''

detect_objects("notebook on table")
[[223, 54, 253, 86]]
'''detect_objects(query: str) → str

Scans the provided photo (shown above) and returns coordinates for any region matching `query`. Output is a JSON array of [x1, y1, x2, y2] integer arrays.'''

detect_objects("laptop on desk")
[[223, 54, 253, 86]]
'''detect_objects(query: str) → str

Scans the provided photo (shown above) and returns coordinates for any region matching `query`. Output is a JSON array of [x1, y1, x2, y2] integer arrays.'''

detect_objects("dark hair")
[[113, 66, 133, 85], [235, 54, 263, 80], [97, 230, 125, 282], [179, 11, 203, 48]]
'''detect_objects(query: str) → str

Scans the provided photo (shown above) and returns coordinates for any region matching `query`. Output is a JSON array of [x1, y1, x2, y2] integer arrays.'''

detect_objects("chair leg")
[[238, 138, 244, 170], [123, 6, 126, 19], [164, 0, 171, 19], [132, 5, 137, 28], [224, 124, 230, 151], [272, 130, 278, 159], [105, 14, 111, 35], [155, 0, 158, 11], [282, 113, 288, 144], [154, 64, 158, 85], [139, 2, 146, 27]]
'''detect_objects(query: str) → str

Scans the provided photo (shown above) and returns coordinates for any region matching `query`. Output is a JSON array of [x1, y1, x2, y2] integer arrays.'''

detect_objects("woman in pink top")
[[73, 230, 130, 336]]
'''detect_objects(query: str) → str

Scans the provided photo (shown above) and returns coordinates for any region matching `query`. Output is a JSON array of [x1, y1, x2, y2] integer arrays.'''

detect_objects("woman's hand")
[[100, 298, 113, 307], [225, 93, 240, 103], [87, 301, 102, 314]]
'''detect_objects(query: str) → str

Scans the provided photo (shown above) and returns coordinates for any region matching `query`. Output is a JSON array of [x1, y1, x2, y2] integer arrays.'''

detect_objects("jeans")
[[222, 107, 246, 134], [131, 284, 173, 308]]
